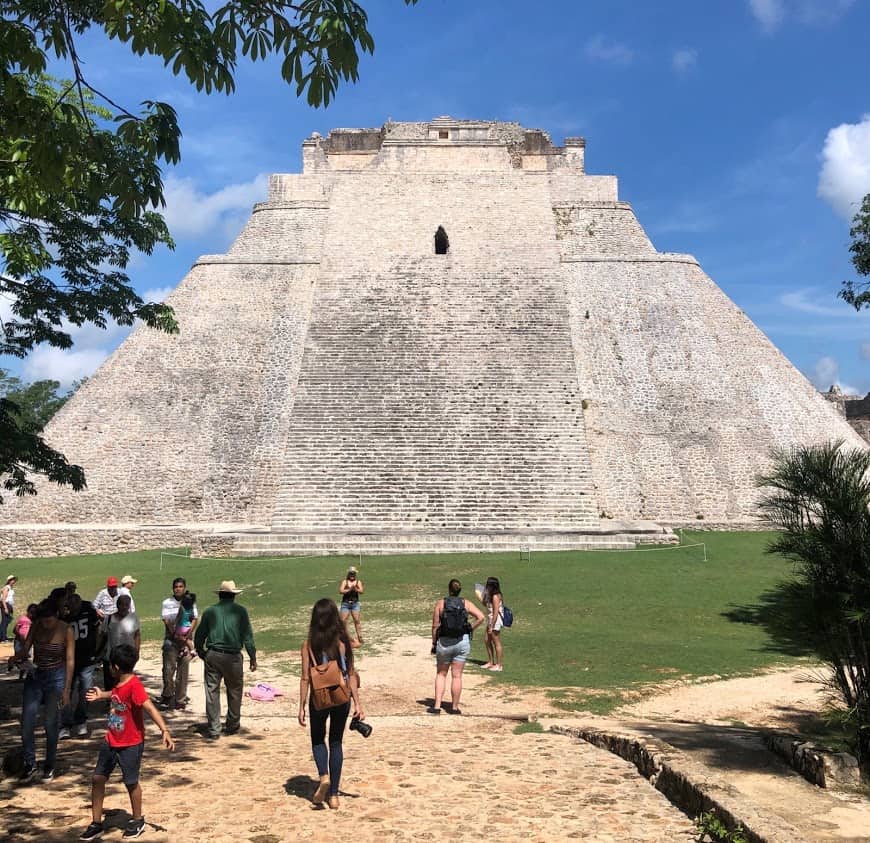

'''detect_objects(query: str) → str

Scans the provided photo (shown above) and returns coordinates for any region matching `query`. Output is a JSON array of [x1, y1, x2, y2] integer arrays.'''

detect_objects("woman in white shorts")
[[429, 579, 484, 715]]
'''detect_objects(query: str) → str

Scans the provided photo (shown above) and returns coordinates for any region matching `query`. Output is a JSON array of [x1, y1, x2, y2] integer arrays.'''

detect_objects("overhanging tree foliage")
[[0, 370, 83, 502], [757, 441, 870, 759], [840, 193, 870, 311], [1, 0, 418, 501]]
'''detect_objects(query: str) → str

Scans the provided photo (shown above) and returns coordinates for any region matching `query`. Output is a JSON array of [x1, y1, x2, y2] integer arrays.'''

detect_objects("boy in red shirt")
[[80, 643, 175, 840]]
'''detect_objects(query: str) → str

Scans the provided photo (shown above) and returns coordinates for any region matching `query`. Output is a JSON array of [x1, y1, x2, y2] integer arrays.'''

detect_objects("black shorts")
[[94, 741, 144, 785]]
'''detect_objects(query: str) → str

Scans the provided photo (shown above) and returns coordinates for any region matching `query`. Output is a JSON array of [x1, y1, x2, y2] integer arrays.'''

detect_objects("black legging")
[[308, 700, 350, 796]]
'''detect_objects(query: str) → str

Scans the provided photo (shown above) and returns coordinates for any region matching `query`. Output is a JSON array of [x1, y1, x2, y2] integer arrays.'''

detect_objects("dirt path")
[[4, 637, 870, 841], [0, 636, 697, 842], [610, 668, 870, 842]]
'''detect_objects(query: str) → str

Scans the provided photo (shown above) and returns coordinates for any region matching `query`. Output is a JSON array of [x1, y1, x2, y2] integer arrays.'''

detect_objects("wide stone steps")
[[223, 531, 639, 555], [270, 218, 598, 536]]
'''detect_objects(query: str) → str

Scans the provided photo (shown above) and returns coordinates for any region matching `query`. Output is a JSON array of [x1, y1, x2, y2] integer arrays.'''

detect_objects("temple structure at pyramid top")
[[1, 118, 865, 557]]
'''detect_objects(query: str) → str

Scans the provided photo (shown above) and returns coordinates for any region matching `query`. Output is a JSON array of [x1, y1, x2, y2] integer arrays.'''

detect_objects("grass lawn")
[[3, 531, 807, 711]]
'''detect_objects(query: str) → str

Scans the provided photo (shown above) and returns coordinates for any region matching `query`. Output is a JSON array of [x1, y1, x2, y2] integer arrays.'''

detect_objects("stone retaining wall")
[[0, 527, 195, 559], [764, 733, 861, 789], [551, 724, 803, 843]]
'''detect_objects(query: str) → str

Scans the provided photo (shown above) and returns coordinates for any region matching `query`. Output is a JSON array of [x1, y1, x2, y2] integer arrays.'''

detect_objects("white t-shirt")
[[161, 596, 199, 637], [118, 586, 136, 614], [1, 584, 13, 612]]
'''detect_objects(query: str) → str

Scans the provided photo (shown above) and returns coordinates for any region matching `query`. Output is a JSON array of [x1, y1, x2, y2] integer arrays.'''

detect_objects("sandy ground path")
[[601, 668, 870, 841], [1, 636, 696, 842]]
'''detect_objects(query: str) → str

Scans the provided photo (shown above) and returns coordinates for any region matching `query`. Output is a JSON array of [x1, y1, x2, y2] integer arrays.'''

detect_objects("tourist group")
[[2, 567, 509, 838]]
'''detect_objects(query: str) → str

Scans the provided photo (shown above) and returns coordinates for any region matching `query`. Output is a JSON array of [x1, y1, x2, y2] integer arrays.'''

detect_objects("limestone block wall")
[[228, 204, 328, 261], [374, 142, 515, 173], [563, 257, 867, 522], [0, 527, 195, 559], [553, 203, 655, 258], [549, 172, 618, 204], [271, 167, 599, 532], [1, 261, 315, 524]]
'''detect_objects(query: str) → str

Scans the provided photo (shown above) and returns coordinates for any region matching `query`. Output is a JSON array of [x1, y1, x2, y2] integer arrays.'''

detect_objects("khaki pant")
[[161, 639, 191, 706], [204, 649, 243, 737]]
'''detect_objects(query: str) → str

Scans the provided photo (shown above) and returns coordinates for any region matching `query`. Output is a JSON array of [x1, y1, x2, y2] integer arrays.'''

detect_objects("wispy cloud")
[[583, 35, 634, 66], [141, 286, 174, 304], [810, 355, 859, 393], [779, 287, 865, 319], [748, 0, 855, 32], [162, 173, 268, 241], [817, 114, 870, 219], [671, 48, 698, 74], [22, 346, 109, 388], [749, 0, 784, 31]]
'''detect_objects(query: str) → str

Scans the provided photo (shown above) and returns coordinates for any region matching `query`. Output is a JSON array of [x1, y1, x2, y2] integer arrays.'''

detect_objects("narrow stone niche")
[[435, 226, 449, 255]]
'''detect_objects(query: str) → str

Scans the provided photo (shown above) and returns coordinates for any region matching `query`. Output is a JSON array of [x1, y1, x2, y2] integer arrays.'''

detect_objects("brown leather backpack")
[[308, 647, 350, 710]]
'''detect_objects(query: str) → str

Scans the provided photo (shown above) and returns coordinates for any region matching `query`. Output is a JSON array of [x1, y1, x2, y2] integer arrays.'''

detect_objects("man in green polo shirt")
[[194, 580, 257, 739]]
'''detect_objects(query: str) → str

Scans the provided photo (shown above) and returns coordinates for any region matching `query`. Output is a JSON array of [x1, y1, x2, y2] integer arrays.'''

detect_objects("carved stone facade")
[[1, 118, 865, 557]]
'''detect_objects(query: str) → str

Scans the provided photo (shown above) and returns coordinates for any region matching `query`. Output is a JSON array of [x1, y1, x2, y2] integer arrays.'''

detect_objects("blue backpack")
[[501, 604, 514, 628]]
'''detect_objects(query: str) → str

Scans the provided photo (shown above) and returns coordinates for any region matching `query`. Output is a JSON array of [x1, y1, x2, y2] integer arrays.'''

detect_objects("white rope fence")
[[161, 541, 707, 570], [158, 550, 347, 571]]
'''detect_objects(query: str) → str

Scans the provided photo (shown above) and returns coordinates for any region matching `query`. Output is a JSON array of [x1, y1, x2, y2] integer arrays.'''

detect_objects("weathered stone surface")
[[765, 733, 862, 789], [1, 117, 865, 555]]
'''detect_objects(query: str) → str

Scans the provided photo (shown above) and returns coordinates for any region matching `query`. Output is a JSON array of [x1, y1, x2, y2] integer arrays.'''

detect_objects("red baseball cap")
[[106, 576, 119, 587]]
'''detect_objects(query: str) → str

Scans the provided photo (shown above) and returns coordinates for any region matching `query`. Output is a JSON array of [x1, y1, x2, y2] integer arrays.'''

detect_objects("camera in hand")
[[349, 716, 372, 738]]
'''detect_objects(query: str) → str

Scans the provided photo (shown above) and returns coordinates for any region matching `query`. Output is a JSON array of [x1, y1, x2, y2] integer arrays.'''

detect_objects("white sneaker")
[[58, 728, 71, 740], [75, 723, 88, 736]]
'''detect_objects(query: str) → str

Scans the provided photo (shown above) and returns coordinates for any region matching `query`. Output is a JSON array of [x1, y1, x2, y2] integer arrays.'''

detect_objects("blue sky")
[[5, 0, 870, 394]]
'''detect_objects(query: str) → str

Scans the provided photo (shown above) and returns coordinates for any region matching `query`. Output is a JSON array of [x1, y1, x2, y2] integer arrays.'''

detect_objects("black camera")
[[349, 716, 372, 738]]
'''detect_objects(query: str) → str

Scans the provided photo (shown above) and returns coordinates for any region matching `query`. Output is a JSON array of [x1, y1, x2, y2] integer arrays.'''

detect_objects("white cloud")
[[813, 355, 838, 388], [811, 355, 859, 394], [671, 49, 698, 74], [162, 173, 268, 239], [780, 288, 863, 318], [749, 0, 855, 31], [141, 286, 174, 304], [583, 35, 634, 66], [861, 343, 870, 360], [749, 0, 784, 31], [22, 346, 109, 388], [818, 115, 870, 219], [0, 291, 14, 324]]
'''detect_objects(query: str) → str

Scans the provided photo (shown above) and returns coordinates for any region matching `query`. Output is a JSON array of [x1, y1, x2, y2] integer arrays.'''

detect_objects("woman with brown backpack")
[[298, 598, 365, 809]]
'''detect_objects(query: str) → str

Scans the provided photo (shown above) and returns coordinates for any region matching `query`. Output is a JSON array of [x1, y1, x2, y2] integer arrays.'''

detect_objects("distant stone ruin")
[[1, 118, 865, 557], [821, 386, 870, 444]]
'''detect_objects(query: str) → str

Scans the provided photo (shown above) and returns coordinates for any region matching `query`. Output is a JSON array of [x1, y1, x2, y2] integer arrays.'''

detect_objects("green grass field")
[[3, 531, 807, 711]]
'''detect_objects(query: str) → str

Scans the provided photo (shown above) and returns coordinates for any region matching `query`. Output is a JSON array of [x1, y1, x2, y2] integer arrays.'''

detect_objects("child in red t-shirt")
[[80, 643, 175, 841]]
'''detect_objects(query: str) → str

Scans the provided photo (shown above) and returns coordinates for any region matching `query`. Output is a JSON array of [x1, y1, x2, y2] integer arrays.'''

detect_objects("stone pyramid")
[[1, 118, 864, 557]]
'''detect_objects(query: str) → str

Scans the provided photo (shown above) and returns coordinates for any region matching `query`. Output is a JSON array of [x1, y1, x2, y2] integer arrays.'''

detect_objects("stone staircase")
[[231, 530, 631, 555], [264, 170, 608, 545], [194, 519, 677, 556], [270, 259, 599, 534]]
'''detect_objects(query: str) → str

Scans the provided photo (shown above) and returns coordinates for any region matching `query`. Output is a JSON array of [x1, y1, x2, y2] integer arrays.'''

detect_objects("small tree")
[[757, 440, 870, 759], [0, 369, 71, 429], [840, 193, 870, 311]]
